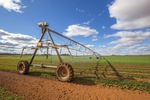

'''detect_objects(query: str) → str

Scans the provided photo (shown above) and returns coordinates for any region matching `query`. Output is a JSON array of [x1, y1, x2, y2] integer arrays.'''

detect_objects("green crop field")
[[0, 87, 21, 100], [0, 54, 150, 93]]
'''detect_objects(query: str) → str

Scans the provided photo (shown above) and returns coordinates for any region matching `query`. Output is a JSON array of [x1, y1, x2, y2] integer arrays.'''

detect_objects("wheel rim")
[[18, 63, 24, 72], [59, 67, 68, 77]]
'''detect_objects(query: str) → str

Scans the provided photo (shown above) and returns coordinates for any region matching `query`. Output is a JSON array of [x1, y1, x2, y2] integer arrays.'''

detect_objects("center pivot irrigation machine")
[[17, 22, 100, 82]]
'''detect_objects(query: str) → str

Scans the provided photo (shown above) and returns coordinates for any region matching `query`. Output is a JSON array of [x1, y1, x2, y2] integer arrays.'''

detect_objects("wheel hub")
[[19, 63, 24, 71], [60, 68, 68, 77]]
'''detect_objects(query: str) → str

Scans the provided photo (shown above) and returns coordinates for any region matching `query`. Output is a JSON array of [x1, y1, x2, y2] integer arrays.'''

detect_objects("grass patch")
[[0, 87, 21, 100], [30, 70, 56, 79], [75, 76, 150, 93], [97, 77, 150, 93]]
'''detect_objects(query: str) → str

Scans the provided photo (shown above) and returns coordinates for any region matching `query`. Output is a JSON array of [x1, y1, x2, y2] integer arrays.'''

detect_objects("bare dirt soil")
[[0, 71, 150, 100]]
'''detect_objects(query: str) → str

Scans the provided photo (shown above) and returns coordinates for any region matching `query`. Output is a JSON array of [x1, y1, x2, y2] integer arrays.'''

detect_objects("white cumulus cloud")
[[0, 29, 37, 53], [63, 24, 98, 37], [0, 0, 26, 13], [85, 44, 94, 48], [103, 31, 150, 55], [109, 0, 150, 30], [105, 31, 150, 45], [105, 31, 150, 44]]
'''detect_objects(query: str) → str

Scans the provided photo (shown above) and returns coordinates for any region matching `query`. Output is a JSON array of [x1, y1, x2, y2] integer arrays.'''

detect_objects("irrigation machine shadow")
[[78, 57, 135, 81], [102, 58, 135, 81], [28, 69, 96, 86]]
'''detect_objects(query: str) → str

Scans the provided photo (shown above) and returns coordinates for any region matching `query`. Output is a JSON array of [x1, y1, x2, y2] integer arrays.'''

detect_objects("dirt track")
[[0, 71, 150, 100]]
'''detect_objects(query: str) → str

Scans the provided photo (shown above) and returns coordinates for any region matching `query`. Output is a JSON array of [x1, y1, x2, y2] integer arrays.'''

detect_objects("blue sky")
[[0, 0, 150, 55]]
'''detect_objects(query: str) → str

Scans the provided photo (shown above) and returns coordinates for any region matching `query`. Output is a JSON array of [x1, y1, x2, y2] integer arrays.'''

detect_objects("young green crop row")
[[0, 55, 150, 78]]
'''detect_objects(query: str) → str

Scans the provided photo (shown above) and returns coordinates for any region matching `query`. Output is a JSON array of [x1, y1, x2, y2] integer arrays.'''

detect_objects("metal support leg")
[[29, 28, 47, 65], [47, 29, 63, 63]]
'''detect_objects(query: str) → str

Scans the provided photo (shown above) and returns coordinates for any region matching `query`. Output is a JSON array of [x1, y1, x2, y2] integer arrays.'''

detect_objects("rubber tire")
[[17, 60, 29, 75], [56, 63, 74, 82]]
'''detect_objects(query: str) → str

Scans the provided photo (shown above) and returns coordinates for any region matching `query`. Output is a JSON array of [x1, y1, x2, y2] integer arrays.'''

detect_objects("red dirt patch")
[[0, 71, 150, 100]]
